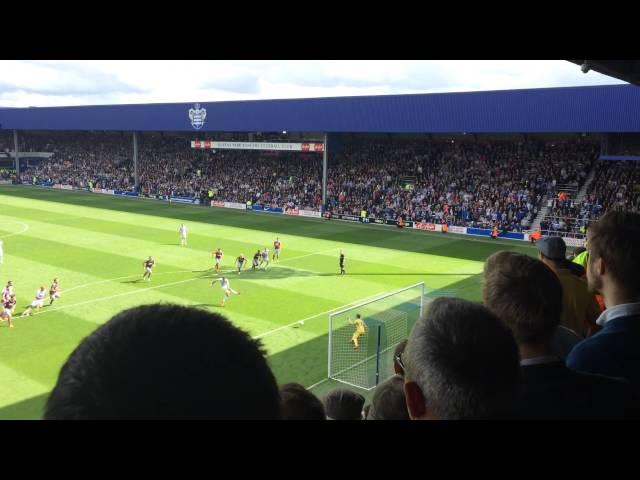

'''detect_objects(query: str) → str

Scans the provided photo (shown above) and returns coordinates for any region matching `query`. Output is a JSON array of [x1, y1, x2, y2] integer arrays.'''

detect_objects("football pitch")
[[0, 185, 536, 419]]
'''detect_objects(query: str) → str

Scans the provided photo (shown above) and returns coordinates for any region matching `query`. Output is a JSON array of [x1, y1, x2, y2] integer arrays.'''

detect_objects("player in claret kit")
[[273, 238, 282, 261], [235, 254, 247, 274], [252, 250, 261, 271], [1, 294, 17, 328], [142, 257, 155, 282], [49, 278, 61, 305]]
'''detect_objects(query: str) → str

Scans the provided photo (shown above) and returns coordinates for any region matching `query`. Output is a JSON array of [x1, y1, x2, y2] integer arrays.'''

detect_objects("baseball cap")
[[536, 236, 567, 261]]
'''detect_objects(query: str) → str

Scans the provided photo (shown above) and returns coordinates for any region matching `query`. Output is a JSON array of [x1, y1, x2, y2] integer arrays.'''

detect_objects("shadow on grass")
[[0, 393, 48, 420], [3, 186, 537, 264], [0, 273, 484, 419]]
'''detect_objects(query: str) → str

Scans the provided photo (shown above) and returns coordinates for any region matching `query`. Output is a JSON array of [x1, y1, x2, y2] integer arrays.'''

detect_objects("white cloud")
[[0, 60, 626, 108]]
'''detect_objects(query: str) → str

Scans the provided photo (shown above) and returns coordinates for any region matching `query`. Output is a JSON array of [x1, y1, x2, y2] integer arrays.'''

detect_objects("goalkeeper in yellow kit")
[[350, 314, 367, 350]]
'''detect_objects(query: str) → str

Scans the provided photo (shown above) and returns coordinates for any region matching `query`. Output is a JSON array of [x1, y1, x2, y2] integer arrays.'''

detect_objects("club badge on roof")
[[188, 103, 207, 130]]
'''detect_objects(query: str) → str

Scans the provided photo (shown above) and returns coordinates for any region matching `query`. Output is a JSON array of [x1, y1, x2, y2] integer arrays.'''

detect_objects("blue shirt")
[[567, 302, 640, 386]]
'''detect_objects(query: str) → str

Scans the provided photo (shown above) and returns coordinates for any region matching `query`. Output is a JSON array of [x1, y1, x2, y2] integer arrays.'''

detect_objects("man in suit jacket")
[[567, 211, 640, 388], [483, 250, 639, 419]]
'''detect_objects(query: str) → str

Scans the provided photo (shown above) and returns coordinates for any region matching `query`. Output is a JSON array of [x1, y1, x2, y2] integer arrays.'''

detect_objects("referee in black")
[[339, 250, 345, 275]]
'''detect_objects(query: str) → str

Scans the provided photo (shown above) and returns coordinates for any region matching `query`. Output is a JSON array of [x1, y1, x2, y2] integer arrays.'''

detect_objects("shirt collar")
[[596, 302, 640, 327], [520, 355, 559, 366]]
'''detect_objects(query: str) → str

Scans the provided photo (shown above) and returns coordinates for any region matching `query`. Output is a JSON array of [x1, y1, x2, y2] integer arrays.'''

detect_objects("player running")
[[178, 223, 188, 247], [49, 278, 61, 305], [339, 250, 346, 275], [211, 276, 240, 307], [252, 250, 261, 270], [2, 280, 13, 303], [213, 248, 224, 272], [235, 254, 247, 274], [21, 286, 47, 316], [142, 257, 155, 282], [260, 247, 270, 269], [1, 293, 16, 328], [350, 314, 366, 350], [3, 280, 16, 313], [273, 238, 281, 261]]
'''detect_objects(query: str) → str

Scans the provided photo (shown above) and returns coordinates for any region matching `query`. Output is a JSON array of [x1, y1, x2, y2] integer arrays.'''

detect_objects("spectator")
[[567, 211, 640, 387], [44, 304, 280, 419], [366, 375, 410, 420], [402, 297, 520, 420], [536, 236, 601, 338], [483, 251, 639, 419], [322, 389, 365, 420], [279, 383, 326, 420]]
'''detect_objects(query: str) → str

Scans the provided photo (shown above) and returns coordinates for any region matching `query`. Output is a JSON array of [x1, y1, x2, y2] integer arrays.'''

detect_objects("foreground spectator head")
[[279, 383, 326, 420], [536, 236, 567, 266], [586, 211, 640, 305], [483, 251, 640, 419], [536, 236, 600, 337], [403, 298, 520, 420], [565, 211, 640, 387], [393, 339, 408, 377], [323, 388, 365, 420], [45, 304, 280, 419], [483, 251, 563, 352], [367, 375, 409, 420]]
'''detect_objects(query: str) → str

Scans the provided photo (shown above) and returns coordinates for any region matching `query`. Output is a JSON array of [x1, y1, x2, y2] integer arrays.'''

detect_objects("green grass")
[[0, 185, 537, 419]]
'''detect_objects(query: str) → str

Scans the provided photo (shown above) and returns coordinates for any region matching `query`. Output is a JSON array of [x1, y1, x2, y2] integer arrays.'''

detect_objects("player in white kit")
[[21, 286, 47, 316], [179, 224, 188, 246], [211, 276, 240, 306], [260, 248, 270, 269]]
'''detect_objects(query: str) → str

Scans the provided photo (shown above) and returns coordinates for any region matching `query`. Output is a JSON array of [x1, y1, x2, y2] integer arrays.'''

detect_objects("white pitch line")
[[25, 249, 339, 319], [306, 378, 330, 390], [253, 286, 409, 340], [62, 270, 197, 294], [0, 222, 30, 239], [30, 275, 209, 317]]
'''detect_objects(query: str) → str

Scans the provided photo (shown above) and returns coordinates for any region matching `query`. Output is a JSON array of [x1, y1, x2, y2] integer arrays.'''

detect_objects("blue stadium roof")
[[0, 84, 639, 133]]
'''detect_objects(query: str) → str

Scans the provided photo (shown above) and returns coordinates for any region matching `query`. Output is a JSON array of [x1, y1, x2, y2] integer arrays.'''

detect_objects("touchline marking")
[[0, 222, 30, 239]]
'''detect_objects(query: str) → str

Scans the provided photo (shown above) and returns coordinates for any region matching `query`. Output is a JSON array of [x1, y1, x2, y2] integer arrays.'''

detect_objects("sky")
[[0, 60, 626, 108]]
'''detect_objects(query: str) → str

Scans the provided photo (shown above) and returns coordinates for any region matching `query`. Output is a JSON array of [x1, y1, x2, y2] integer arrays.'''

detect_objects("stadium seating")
[[13, 134, 631, 233]]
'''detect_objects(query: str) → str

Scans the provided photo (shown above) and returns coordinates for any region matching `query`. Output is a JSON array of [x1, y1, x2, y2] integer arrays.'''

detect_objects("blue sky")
[[0, 60, 625, 108]]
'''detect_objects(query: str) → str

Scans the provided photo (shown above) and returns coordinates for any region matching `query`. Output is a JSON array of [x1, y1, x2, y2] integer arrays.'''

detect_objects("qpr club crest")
[[189, 103, 207, 130]]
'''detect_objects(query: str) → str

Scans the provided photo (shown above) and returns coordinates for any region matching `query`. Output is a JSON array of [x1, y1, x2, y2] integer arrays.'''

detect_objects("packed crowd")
[[540, 160, 640, 236], [41, 211, 640, 420], [13, 134, 603, 233], [325, 141, 596, 231], [137, 137, 322, 209]]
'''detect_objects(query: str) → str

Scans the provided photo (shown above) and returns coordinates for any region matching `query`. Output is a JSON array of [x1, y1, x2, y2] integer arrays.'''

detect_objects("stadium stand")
[[14, 134, 608, 233]]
